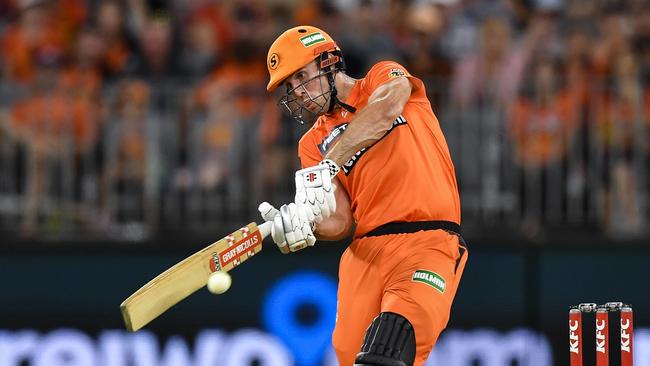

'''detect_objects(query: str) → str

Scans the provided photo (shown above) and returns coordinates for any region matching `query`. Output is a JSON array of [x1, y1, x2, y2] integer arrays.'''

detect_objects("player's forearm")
[[324, 78, 411, 166], [324, 105, 394, 165], [315, 212, 354, 241], [314, 175, 354, 240]]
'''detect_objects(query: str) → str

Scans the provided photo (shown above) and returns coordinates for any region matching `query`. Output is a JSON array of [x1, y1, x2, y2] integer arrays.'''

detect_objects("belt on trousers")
[[362, 220, 467, 274], [363, 220, 461, 238]]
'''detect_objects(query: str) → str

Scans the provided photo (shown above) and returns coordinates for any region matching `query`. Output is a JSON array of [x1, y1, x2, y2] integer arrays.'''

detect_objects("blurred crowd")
[[0, 0, 649, 241]]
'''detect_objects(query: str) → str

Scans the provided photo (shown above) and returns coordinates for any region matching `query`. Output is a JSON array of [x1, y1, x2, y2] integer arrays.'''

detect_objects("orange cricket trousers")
[[332, 228, 468, 366]]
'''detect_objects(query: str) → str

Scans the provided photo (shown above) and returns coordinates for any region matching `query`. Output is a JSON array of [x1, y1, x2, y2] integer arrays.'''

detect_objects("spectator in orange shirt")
[[95, 0, 137, 79], [179, 14, 219, 79], [59, 28, 104, 99], [451, 16, 546, 107], [102, 80, 162, 227], [193, 41, 267, 119], [509, 56, 580, 226], [188, 35, 271, 219], [132, 11, 181, 79], [592, 51, 645, 235], [9, 46, 99, 156], [192, 1, 270, 119], [0, 1, 66, 84], [592, 10, 633, 80], [177, 1, 236, 78], [403, 3, 451, 106], [4, 47, 100, 235], [510, 56, 578, 169], [53, 0, 88, 45], [564, 27, 595, 112]]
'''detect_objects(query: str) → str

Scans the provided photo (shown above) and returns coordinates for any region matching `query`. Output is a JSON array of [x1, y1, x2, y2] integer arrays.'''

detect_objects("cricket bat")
[[120, 221, 295, 332]]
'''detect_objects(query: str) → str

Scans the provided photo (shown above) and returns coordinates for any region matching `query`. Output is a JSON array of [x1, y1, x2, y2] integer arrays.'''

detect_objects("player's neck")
[[333, 72, 358, 103]]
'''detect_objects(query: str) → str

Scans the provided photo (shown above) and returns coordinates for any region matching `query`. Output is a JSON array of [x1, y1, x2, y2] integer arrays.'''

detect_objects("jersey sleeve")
[[361, 61, 428, 103], [298, 130, 323, 168]]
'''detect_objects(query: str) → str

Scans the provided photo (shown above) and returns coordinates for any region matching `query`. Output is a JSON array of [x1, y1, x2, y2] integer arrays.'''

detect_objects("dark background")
[[2, 234, 648, 365]]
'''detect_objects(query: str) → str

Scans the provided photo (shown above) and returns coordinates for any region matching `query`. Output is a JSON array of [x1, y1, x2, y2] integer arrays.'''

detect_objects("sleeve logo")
[[319, 123, 349, 155], [341, 115, 407, 175], [300, 32, 326, 47], [388, 68, 406, 78], [319, 116, 407, 175]]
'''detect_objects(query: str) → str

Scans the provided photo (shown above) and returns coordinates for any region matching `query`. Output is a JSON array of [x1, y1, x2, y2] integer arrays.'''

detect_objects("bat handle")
[[258, 221, 307, 254], [259, 221, 272, 239]]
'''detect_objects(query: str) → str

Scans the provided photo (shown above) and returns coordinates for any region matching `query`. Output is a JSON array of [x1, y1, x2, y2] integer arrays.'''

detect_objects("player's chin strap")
[[320, 51, 357, 115]]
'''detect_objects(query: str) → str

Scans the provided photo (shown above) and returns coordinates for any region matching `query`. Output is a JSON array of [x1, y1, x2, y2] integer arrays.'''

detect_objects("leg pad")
[[354, 312, 416, 366]]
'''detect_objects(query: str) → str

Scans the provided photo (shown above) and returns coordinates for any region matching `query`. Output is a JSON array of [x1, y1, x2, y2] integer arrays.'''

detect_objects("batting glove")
[[294, 159, 339, 223], [258, 202, 316, 253]]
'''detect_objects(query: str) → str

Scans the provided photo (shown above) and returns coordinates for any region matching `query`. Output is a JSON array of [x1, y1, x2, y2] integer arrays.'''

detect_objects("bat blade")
[[120, 222, 265, 331]]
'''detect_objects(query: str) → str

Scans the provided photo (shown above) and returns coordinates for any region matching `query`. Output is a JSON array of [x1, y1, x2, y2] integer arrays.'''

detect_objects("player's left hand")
[[294, 160, 339, 223], [258, 202, 316, 253]]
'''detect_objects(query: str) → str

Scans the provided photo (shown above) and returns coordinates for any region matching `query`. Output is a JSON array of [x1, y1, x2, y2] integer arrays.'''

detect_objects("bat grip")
[[259, 221, 272, 239], [258, 221, 307, 254]]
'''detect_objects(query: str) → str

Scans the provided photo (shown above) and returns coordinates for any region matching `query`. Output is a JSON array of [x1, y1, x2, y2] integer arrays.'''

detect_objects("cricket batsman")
[[258, 26, 468, 366]]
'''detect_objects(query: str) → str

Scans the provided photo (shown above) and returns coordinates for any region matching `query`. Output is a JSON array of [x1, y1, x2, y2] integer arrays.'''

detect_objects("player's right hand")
[[258, 202, 316, 253], [294, 160, 338, 223]]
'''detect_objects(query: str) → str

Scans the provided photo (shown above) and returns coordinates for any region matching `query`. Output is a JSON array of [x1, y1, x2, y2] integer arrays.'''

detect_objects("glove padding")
[[294, 161, 337, 223], [258, 201, 316, 253]]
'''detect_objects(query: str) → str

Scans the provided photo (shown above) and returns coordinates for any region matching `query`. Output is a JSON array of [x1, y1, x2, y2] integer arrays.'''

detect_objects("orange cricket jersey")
[[298, 61, 461, 238]]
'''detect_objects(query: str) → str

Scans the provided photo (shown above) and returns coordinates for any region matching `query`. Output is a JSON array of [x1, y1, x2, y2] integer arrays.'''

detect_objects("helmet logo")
[[320, 55, 340, 69], [269, 53, 279, 70], [300, 32, 326, 47], [388, 68, 406, 78]]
